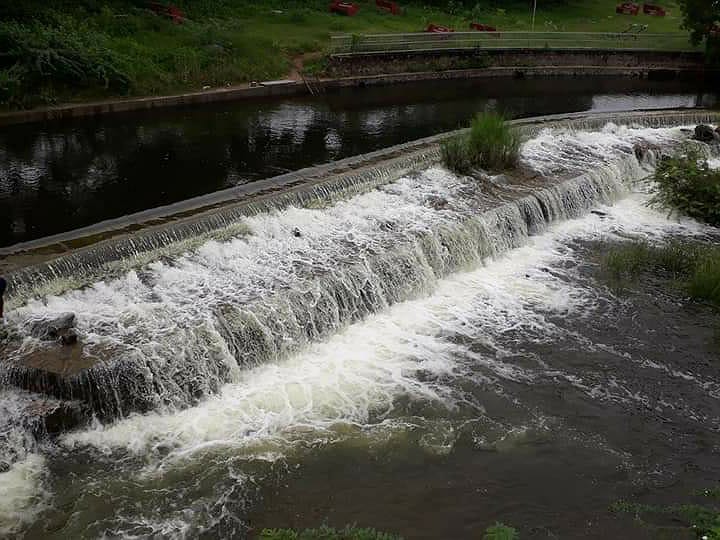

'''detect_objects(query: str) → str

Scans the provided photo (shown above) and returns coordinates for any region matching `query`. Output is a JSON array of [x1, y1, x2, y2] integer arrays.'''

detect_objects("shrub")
[[651, 150, 720, 226], [0, 18, 130, 106], [441, 112, 520, 175]]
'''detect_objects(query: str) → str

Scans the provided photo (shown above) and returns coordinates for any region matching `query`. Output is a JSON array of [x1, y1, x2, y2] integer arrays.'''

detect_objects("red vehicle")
[[426, 24, 454, 33], [376, 0, 401, 15], [643, 3, 666, 16], [329, 1, 359, 16], [470, 23, 497, 31], [616, 2, 640, 15], [147, 1, 185, 23]]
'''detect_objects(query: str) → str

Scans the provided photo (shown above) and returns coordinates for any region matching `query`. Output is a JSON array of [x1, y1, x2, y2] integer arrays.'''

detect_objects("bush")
[[0, 18, 130, 106], [441, 112, 520, 175], [651, 150, 720, 226]]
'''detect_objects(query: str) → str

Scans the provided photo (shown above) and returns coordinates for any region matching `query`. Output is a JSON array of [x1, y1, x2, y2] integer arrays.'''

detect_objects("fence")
[[330, 32, 698, 55]]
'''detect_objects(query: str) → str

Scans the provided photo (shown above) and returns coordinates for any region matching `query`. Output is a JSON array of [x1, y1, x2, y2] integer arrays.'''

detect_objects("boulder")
[[693, 124, 719, 143], [27, 313, 76, 341], [60, 330, 78, 346], [27, 400, 88, 435]]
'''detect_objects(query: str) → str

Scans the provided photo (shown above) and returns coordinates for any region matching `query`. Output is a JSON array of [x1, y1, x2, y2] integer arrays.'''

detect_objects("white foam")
[[0, 454, 49, 537], [61, 182, 713, 469]]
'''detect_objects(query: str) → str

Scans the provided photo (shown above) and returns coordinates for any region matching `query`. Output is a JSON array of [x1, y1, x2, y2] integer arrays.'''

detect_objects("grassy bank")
[[0, 0, 689, 108]]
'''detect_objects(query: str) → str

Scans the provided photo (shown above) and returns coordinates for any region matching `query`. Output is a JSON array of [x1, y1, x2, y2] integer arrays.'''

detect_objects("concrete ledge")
[[0, 80, 306, 127]]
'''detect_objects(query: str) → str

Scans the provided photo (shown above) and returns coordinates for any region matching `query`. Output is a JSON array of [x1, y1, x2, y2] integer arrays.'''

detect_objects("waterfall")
[[0, 111, 717, 422]]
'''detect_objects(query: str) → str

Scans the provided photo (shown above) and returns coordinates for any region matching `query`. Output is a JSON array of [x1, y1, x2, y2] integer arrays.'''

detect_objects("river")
[[0, 77, 716, 246], [1, 112, 719, 538]]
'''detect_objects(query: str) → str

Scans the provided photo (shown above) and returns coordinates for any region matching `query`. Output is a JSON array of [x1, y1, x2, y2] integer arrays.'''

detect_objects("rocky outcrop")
[[694, 124, 720, 143], [27, 312, 76, 341]]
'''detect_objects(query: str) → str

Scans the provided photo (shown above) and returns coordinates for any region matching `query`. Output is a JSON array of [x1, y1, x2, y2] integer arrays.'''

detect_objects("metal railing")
[[330, 32, 698, 55]]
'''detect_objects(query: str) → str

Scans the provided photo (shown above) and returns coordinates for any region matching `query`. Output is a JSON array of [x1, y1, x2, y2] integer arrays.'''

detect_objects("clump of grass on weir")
[[441, 112, 520, 175]]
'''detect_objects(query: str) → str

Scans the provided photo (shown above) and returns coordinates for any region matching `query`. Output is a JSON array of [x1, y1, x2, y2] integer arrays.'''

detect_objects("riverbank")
[[1, 0, 691, 109]]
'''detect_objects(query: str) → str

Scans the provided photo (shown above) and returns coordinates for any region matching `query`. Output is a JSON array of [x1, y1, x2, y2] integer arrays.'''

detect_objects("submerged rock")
[[27, 400, 88, 435], [693, 124, 719, 143], [27, 313, 76, 341]]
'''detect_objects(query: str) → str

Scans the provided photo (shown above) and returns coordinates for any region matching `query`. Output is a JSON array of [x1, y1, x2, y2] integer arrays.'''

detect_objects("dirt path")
[[288, 52, 325, 81]]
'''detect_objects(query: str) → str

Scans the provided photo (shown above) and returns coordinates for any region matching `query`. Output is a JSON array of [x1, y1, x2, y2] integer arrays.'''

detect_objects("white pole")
[[532, 0, 537, 31]]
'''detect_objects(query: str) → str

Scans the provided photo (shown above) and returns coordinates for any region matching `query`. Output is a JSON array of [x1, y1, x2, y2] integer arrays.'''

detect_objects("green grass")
[[441, 112, 519, 174], [482, 523, 520, 540], [611, 499, 720, 539], [602, 240, 720, 306], [0, 0, 691, 108]]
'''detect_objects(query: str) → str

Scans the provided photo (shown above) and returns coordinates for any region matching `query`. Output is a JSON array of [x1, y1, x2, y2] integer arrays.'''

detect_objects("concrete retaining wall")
[[327, 48, 708, 77]]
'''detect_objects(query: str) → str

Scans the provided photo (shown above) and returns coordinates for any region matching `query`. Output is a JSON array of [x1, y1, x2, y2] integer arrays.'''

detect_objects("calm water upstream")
[[2, 118, 720, 538], [0, 77, 717, 246]]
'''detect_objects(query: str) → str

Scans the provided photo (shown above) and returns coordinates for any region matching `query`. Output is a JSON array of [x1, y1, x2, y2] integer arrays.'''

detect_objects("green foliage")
[[688, 249, 720, 305], [612, 499, 720, 539], [602, 240, 720, 306], [0, 0, 693, 108], [678, 0, 720, 46], [0, 17, 130, 106], [441, 112, 519, 174], [259, 525, 402, 540], [483, 523, 520, 540], [441, 135, 473, 175], [603, 241, 701, 279], [651, 150, 720, 227]]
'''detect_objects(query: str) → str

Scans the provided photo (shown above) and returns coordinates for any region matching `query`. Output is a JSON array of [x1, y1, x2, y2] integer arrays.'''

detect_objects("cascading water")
[[1, 112, 719, 538], [1, 122, 693, 417]]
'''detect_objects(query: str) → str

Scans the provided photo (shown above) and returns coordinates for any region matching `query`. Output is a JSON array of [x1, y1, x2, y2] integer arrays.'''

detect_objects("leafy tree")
[[679, 0, 720, 61]]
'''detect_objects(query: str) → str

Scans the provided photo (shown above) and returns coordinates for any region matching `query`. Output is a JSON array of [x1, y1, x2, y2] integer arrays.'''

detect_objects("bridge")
[[330, 31, 698, 56]]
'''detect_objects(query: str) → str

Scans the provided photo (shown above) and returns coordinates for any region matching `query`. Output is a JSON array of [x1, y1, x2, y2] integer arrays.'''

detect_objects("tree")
[[679, 0, 720, 62]]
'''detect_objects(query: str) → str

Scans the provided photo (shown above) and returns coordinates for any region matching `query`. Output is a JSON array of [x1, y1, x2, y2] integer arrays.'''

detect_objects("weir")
[[0, 109, 718, 424]]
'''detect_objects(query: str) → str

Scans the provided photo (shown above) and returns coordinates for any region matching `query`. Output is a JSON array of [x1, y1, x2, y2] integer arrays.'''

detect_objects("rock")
[[427, 195, 449, 210], [0, 461, 9, 473], [26, 400, 88, 435], [28, 313, 75, 341], [693, 124, 719, 143], [60, 330, 78, 346]]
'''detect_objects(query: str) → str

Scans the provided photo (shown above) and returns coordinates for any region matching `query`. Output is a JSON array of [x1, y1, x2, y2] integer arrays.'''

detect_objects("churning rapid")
[[1, 116, 719, 538]]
